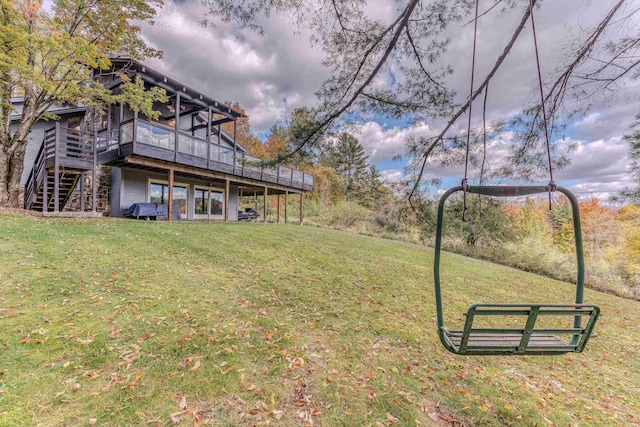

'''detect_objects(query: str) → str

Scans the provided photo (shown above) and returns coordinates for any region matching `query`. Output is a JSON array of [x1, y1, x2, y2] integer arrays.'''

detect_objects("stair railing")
[[23, 141, 46, 209]]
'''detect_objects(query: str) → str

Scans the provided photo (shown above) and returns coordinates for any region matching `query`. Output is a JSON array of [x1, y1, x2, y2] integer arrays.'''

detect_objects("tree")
[[219, 101, 265, 157], [202, 0, 638, 197], [0, 0, 166, 207], [618, 117, 640, 203], [324, 132, 368, 196], [356, 165, 389, 209]]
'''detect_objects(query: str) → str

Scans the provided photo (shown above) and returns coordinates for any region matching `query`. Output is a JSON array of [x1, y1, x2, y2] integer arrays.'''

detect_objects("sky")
[[139, 0, 640, 202]]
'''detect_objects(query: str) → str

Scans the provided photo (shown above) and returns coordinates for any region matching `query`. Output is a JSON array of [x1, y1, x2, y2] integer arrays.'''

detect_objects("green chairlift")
[[433, 185, 600, 356]]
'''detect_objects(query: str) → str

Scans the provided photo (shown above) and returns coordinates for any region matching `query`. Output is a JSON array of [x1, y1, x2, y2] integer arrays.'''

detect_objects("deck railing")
[[101, 118, 314, 190]]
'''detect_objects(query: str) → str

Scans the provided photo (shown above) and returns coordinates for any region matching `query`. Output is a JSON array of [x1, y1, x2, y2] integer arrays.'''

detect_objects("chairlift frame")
[[433, 185, 600, 355]]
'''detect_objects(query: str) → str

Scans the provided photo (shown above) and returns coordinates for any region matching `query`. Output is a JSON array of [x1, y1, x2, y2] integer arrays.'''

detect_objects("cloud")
[[354, 121, 434, 163], [141, 1, 328, 131], [379, 169, 403, 185], [571, 105, 639, 142], [554, 137, 630, 185]]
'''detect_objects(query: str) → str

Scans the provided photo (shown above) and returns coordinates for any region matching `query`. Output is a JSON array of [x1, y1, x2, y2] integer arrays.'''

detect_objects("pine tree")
[[326, 132, 368, 197]]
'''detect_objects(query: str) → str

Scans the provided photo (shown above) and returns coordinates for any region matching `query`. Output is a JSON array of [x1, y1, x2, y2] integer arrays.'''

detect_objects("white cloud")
[[355, 121, 434, 163], [555, 137, 630, 184], [379, 169, 403, 185], [141, 1, 328, 131]]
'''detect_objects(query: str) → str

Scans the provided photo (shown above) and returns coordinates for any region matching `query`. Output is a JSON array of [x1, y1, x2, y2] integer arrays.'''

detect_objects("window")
[[194, 186, 225, 219], [211, 190, 224, 216], [149, 180, 188, 219], [194, 188, 208, 215]]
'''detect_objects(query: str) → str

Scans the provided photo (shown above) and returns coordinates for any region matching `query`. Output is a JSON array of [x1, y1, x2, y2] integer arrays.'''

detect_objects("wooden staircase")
[[24, 123, 95, 213], [27, 169, 81, 212]]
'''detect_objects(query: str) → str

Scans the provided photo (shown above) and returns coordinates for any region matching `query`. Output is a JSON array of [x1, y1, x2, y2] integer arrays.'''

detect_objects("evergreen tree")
[[325, 132, 369, 197], [619, 118, 640, 203], [356, 165, 388, 209]]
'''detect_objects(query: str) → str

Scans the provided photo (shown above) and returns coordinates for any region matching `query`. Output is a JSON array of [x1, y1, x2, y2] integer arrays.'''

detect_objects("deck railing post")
[[232, 118, 237, 174], [207, 107, 212, 170], [53, 122, 60, 212], [175, 93, 180, 163]]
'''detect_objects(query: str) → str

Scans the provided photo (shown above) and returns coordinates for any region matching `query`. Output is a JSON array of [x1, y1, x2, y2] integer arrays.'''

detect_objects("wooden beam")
[[232, 119, 237, 174], [299, 192, 304, 225], [224, 178, 230, 222], [175, 93, 180, 162], [191, 117, 233, 131], [54, 123, 60, 212], [123, 155, 304, 194], [92, 132, 97, 213], [263, 186, 268, 223], [168, 168, 174, 222], [206, 107, 212, 170]]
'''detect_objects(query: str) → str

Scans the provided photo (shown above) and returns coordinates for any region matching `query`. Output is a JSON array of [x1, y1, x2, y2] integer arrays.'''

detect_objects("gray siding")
[[110, 168, 122, 217], [116, 168, 239, 221], [119, 169, 149, 217], [228, 185, 239, 221]]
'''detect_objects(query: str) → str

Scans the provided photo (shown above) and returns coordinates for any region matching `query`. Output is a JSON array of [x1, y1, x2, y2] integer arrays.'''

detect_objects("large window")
[[211, 190, 224, 216], [194, 186, 225, 219], [194, 188, 208, 215], [149, 180, 188, 218]]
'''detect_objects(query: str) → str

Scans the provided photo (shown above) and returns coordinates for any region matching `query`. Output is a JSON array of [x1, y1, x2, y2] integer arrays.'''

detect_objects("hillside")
[[1, 213, 639, 426]]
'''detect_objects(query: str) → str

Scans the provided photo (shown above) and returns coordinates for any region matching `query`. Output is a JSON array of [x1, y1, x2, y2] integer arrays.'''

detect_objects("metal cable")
[[528, 0, 556, 209], [463, 0, 480, 221]]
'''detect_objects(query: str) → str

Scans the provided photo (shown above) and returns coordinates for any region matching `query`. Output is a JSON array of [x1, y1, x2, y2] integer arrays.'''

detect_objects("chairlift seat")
[[440, 303, 600, 355], [433, 186, 601, 356]]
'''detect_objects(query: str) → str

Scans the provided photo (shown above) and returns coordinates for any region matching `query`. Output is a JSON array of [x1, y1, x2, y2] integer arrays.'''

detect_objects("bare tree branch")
[[408, 1, 535, 200]]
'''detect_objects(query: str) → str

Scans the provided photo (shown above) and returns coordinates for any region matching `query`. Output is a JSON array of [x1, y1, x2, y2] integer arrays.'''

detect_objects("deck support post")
[[43, 171, 48, 213], [168, 168, 174, 222], [92, 116, 97, 213], [276, 193, 280, 223], [284, 191, 288, 224], [224, 178, 230, 222], [299, 192, 304, 225], [54, 122, 60, 212], [80, 172, 85, 212], [263, 186, 268, 223]]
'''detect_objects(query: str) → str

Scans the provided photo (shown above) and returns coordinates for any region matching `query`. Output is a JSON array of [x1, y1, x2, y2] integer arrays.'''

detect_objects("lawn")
[[1, 213, 639, 426]]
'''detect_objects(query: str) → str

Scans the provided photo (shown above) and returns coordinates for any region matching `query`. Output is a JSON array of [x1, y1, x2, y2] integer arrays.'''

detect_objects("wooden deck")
[[96, 119, 314, 192]]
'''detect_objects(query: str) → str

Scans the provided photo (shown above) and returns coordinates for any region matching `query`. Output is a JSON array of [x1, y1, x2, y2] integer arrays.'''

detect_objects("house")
[[18, 57, 313, 222]]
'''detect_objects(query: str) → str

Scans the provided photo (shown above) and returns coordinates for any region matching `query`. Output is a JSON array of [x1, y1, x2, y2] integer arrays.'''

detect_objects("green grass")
[[0, 212, 639, 426]]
